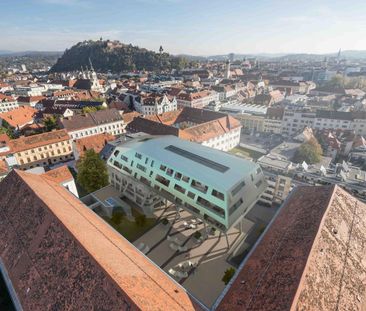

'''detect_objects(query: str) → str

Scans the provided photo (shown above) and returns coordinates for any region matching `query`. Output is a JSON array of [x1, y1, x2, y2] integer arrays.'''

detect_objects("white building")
[[14, 84, 46, 96], [176, 90, 219, 109], [0, 96, 19, 113], [264, 107, 284, 134], [281, 110, 315, 136], [200, 125, 241, 152], [314, 111, 366, 136], [127, 107, 242, 152], [134, 94, 177, 116], [60, 108, 125, 140]]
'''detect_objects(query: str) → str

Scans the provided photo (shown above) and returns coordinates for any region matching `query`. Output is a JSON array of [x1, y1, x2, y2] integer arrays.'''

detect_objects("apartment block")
[[128, 107, 241, 152], [107, 135, 266, 231], [0, 129, 73, 170], [59, 108, 124, 140]]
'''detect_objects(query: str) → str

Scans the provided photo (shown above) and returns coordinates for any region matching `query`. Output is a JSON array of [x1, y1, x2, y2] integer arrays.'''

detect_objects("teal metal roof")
[[113, 135, 259, 191]]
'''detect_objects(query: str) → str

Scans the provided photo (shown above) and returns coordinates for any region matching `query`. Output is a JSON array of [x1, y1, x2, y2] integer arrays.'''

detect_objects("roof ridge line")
[[32, 172, 191, 310], [289, 184, 338, 310]]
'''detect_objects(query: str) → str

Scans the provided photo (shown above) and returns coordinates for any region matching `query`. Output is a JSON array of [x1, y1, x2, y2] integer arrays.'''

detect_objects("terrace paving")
[[134, 206, 250, 308]]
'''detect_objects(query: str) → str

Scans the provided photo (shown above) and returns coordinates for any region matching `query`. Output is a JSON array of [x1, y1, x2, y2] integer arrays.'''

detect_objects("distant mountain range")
[[177, 50, 366, 61], [0, 50, 62, 57], [2, 46, 366, 63]]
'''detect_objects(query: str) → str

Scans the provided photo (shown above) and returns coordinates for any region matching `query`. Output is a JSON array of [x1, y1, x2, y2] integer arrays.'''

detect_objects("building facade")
[[0, 129, 73, 170], [107, 136, 266, 231], [134, 94, 177, 115], [281, 110, 316, 136], [59, 108, 125, 140], [176, 90, 219, 109], [235, 113, 265, 133], [128, 107, 241, 152], [264, 107, 284, 134], [259, 175, 292, 206]]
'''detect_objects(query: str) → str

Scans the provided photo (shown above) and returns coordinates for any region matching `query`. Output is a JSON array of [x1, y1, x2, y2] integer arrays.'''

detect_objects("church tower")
[[337, 49, 342, 64]]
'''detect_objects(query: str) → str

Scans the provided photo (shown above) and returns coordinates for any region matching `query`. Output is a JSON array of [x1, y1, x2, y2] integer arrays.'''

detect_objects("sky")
[[1, 0, 366, 55]]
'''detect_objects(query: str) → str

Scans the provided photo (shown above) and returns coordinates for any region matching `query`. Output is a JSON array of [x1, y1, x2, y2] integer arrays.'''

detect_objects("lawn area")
[[102, 208, 157, 242], [229, 146, 265, 161]]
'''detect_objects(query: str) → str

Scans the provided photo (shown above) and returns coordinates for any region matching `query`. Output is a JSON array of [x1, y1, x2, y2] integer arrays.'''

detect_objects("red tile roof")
[[17, 95, 45, 103], [0, 106, 37, 128], [128, 107, 241, 143], [122, 111, 140, 124], [0, 93, 14, 102], [218, 185, 366, 311], [0, 170, 199, 310], [74, 132, 115, 157], [7, 129, 70, 154], [42, 165, 74, 184]]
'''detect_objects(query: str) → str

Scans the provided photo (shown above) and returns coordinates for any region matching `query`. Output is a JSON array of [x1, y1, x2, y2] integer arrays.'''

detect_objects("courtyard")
[[86, 185, 280, 308], [133, 203, 278, 308]]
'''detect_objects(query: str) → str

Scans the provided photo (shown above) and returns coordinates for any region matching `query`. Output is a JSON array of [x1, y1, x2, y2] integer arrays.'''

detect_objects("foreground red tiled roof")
[[74, 132, 115, 157], [42, 165, 73, 184], [0, 106, 37, 128], [0, 170, 199, 310], [218, 185, 366, 311]]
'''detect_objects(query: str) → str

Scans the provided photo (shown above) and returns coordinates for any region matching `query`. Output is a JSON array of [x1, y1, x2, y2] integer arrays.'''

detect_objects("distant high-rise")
[[337, 48, 342, 64], [228, 53, 234, 62], [225, 60, 231, 79]]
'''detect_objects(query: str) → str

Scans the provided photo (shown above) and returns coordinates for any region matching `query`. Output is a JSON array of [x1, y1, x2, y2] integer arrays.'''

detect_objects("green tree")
[[111, 208, 124, 225], [135, 214, 147, 227], [326, 74, 345, 88], [222, 267, 236, 285], [0, 127, 13, 139], [44, 116, 58, 132], [77, 149, 109, 193], [82, 106, 98, 113], [293, 138, 322, 164], [82, 105, 106, 113]]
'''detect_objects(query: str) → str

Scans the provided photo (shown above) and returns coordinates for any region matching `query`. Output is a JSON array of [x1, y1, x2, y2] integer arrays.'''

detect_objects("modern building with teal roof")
[[107, 135, 266, 231]]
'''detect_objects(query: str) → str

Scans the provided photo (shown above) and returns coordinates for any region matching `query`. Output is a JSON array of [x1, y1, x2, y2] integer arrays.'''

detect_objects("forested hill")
[[50, 39, 189, 73]]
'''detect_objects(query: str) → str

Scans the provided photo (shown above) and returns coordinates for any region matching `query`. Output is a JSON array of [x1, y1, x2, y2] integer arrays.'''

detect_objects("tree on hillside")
[[293, 137, 323, 164], [77, 149, 109, 193]]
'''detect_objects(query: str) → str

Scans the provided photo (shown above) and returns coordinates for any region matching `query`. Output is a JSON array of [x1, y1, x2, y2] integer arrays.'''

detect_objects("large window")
[[113, 160, 122, 169], [231, 181, 245, 197], [191, 179, 208, 194], [212, 189, 224, 201], [155, 174, 170, 187], [136, 164, 146, 172], [229, 198, 243, 215], [196, 196, 225, 218], [174, 183, 186, 194], [187, 191, 195, 199]]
